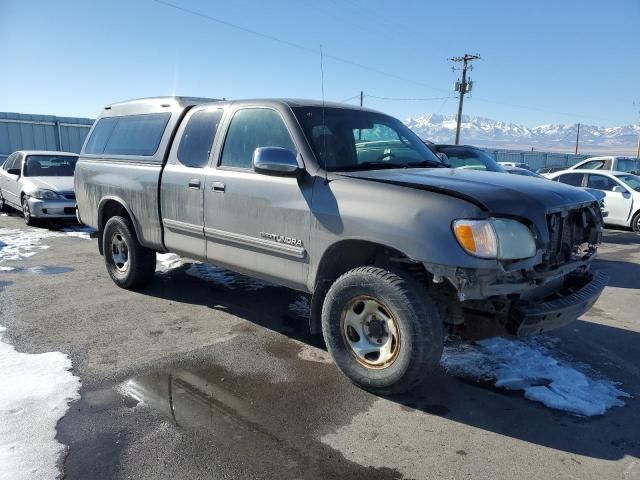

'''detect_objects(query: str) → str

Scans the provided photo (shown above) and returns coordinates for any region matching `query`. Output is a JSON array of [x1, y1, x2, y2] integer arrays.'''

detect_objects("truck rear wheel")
[[322, 266, 443, 395], [103, 216, 156, 289]]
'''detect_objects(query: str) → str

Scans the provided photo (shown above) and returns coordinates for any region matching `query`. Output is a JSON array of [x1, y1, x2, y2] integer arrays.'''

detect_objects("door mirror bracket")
[[7, 168, 20, 176]]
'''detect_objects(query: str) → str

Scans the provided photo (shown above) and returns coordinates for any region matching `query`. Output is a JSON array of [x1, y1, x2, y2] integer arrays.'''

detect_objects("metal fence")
[[482, 148, 593, 171], [0, 112, 94, 164]]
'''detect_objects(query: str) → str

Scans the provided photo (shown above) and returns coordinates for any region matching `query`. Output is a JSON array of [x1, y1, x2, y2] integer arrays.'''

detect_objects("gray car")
[[0, 150, 78, 225], [75, 97, 606, 394]]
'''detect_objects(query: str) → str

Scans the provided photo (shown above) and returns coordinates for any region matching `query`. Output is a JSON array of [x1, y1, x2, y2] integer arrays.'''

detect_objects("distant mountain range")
[[404, 114, 639, 155]]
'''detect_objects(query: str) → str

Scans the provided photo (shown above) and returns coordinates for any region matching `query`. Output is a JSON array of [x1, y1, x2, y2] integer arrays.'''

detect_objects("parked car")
[[536, 166, 566, 175], [564, 156, 640, 175], [431, 145, 505, 172], [0, 150, 78, 225], [498, 161, 531, 170], [503, 166, 607, 216], [548, 169, 640, 231], [76, 97, 606, 394]]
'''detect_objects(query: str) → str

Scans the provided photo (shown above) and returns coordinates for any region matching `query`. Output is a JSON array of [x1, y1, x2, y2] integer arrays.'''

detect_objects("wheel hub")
[[341, 296, 400, 369], [111, 234, 129, 273]]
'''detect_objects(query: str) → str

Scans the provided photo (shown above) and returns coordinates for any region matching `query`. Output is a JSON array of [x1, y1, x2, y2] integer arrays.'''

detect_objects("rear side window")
[[220, 108, 296, 169], [83, 113, 171, 156], [177, 109, 223, 168], [586, 174, 618, 191], [557, 173, 584, 187]]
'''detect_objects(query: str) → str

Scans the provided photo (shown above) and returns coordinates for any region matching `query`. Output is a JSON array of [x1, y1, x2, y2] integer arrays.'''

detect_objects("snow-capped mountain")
[[405, 114, 639, 155]]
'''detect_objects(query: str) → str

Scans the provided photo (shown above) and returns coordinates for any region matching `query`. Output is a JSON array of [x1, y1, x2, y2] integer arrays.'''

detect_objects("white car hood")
[[24, 176, 74, 192]]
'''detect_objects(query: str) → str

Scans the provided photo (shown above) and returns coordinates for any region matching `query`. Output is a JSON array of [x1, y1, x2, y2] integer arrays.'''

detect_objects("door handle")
[[211, 181, 226, 192], [188, 179, 201, 189]]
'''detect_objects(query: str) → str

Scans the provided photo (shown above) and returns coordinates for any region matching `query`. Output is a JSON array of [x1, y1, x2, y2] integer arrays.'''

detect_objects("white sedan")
[[0, 150, 78, 226], [548, 169, 640, 232]]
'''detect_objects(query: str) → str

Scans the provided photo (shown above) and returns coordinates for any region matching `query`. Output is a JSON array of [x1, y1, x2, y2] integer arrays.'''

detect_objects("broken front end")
[[426, 201, 608, 339]]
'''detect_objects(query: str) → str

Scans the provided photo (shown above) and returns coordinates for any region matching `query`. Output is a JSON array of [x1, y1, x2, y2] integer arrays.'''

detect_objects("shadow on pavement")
[[139, 263, 639, 462]]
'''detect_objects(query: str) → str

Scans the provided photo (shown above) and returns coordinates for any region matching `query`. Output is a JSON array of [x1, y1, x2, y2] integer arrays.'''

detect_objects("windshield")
[[616, 158, 640, 173], [24, 155, 78, 177], [435, 145, 504, 172], [292, 107, 445, 171], [615, 174, 640, 192]]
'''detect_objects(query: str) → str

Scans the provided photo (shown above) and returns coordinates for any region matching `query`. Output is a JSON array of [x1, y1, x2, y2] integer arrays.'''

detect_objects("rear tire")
[[103, 216, 156, 289], [322, 266, 443, 395], [632, 211, 640, 233]]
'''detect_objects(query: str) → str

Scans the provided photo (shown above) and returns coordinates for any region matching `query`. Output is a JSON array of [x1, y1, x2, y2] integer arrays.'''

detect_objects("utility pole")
[[450, 53, 480, 144], [360, 91, 363, 107], [575, 123, 580, 155]]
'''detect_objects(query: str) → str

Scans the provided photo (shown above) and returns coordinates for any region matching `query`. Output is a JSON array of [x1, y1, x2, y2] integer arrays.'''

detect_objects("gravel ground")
[[1, 212, 639, 479]]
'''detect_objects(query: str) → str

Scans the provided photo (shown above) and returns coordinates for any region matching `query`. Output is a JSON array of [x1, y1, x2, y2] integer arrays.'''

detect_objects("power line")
[[152, 0, 447, 94], [364, 94, 451, 102]]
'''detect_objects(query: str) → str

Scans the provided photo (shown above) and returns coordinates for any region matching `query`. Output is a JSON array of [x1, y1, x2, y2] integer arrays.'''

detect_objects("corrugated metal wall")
[[0, 112, 94, 164], [482, 149, 592, 170]]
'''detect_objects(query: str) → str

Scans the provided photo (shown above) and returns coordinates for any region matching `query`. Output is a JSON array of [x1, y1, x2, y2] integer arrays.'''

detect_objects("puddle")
[[118, 366, 402, 479], [0, 265, 74, 275]]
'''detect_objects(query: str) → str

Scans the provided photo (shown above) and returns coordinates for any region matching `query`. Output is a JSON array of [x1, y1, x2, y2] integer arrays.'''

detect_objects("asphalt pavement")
[[1, 212, 639, 479]]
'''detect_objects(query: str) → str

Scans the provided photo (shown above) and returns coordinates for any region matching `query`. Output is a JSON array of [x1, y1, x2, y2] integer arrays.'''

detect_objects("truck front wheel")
[[103, 216, 156, 289], [322, 266, 443, 395]]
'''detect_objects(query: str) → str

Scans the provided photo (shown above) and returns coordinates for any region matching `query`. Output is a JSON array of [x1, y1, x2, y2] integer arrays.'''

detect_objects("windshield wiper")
[[404, 160, 448, 169], [334, 160, 447, 172]]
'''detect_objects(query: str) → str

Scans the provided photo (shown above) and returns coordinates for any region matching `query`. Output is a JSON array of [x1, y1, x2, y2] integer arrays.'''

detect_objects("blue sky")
[[1, 0, 638, 127]]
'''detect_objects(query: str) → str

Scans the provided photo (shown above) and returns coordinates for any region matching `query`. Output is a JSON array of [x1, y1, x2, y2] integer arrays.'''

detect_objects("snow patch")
[[186, 262, 271, 290], [0, 226, 93, 264], [0, 325, 81, 480], [59, 226, 94, 240], [0, 266, 15, 272], [156, 253, 183, 272], [441, 336, 629, 416]]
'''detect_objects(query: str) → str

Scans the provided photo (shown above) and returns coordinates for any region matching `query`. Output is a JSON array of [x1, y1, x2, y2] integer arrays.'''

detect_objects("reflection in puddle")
[[0, 265, 74, 275]]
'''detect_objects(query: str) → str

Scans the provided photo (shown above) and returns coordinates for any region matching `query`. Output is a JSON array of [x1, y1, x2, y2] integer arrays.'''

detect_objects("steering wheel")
[[375, 152, 397, 163]]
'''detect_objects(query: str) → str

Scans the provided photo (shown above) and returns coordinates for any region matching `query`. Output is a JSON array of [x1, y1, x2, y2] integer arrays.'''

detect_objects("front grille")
[[544, 203, 601, 267]]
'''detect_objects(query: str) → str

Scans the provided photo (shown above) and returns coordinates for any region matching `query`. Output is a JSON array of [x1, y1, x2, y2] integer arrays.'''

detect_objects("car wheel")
[[103, 216, 156, 289], [21, 196, 37, 226], [322, 266, 443, 395], [632, 211, 640, 233], [0, 193, 6, 212]]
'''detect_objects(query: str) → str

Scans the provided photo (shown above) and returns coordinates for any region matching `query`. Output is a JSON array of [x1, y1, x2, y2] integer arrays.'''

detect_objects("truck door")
[[160, 107, 224, 260], [203, 106, 312, 290]]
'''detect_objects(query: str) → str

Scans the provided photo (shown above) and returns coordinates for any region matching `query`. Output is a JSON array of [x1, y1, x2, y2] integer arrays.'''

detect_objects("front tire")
[[103, 216, 156, 289], [22, 196, 36, 226], [322, 266, 443, 395]]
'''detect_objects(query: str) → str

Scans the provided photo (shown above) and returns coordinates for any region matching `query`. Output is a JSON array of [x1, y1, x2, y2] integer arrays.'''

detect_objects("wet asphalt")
[[0, 212, 639, 480]]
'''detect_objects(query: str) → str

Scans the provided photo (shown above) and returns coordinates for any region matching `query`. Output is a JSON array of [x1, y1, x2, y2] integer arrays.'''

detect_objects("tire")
[[632, 211, 640, 233], [322, 266, 443, 395], [102, 216, 156, 289], [0, 193, 7, 212], [22, 196, 37, 226]]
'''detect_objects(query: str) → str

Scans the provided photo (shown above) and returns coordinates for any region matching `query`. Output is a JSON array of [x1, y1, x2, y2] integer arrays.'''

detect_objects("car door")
[[203, 106, 312, 290], [1, 153, 23, 207], [587, 174, 633, 225], [160, 107, 225, 260], [586, 174, 632, 226]]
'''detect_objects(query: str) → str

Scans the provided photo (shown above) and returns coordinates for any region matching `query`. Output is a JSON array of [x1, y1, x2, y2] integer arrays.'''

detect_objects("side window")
[[84, 118, 118, 154], [2, 153, 16, 170], [219, 108, 296, 169], [177, 109, 223, 168], [104, 113, 171, 156], [557, 173, 584, 187], [586, 174, 617, 191], [83, 114, 171, 156], [579, 160, 604, 170]]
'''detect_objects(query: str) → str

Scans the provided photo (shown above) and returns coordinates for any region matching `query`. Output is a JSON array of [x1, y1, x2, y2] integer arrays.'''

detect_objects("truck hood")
[[24, 176, 75, 192], [338, 168, 595, 215]]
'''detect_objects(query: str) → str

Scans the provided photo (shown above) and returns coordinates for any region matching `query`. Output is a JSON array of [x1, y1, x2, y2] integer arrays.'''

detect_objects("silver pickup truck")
[[75, 96, 606, 394]]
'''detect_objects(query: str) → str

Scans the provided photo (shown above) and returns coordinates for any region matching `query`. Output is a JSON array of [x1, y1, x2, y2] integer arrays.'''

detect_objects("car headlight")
[[31, 189, 62, 200], [453, 218, 536, 260]]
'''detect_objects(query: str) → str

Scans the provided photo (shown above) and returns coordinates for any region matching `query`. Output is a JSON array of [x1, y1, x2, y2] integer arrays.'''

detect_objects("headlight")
[[453, 218, 536, 260], [31, 189, 62, 200]]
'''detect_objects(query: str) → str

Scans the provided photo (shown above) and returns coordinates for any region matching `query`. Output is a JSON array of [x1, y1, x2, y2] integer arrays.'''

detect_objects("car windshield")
[[292, 107, 445, 171], [615, 174, 640, 192], [616, 158, 640, 173], [23, 155, 78, 177], [435, 145, 504, 172]]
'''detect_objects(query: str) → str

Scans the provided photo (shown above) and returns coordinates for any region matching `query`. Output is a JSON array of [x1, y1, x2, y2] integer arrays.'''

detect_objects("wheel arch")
[[97, 196, 144, 255], [308, 239, 426, 335]]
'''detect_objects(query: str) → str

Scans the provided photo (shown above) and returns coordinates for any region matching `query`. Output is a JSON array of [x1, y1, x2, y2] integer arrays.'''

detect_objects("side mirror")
[[612, 185, 627, 194], [7, 168, 20, 176], [253, 147, 301, 177]]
